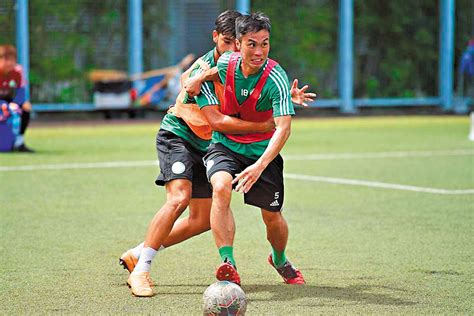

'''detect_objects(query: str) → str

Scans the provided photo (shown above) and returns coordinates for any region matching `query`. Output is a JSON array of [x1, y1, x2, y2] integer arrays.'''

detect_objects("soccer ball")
[[202, 281, 247, 315]]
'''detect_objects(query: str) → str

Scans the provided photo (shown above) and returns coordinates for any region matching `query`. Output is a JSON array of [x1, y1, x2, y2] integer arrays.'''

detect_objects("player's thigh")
[[244, 154, 284, 212], [165, 178, 193, 203]]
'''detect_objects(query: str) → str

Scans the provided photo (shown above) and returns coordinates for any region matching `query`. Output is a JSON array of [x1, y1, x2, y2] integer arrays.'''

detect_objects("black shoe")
[[14, 144, 35, 153]]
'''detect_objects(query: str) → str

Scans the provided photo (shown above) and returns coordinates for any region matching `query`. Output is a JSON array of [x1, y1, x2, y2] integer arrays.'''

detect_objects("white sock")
[[14, 135, 24, 147], [133, 243, 165, 259], [134, 247, 157, 273], [131, 242, 144, 258]]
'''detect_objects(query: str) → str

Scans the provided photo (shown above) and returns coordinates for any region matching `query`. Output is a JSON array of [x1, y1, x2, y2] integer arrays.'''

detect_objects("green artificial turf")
[[0, 116, 472, 314]]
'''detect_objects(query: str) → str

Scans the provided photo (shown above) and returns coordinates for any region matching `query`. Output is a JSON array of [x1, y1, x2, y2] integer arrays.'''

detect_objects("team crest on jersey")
[[9, 80, 17, 88], [205, 159, 214, 172], [171, 161, 185, 174]]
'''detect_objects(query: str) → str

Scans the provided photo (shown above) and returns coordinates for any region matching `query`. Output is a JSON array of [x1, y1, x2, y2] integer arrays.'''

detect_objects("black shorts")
[[204, 143, 284, 212], [155, 129, 212, 198]]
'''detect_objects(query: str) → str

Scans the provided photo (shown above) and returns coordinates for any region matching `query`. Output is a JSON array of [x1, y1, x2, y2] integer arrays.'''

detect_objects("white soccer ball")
[[202, 281, 247, 315]]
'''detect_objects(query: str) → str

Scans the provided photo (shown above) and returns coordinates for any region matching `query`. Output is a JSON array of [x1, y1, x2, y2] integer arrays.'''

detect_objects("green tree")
[[253, 0, 339, 98]]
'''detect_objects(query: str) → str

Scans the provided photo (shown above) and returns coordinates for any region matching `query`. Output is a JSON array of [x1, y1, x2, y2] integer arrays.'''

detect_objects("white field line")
[[1, 149, 473, 195], [0, 160, 158, 171], [1, 149, 472, 172], [284, 149, 474, 160], [285, 173, 474, 195]]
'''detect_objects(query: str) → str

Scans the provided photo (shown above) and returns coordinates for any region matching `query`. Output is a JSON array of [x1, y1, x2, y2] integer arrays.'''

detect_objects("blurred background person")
[[0, 44, 34, 152]]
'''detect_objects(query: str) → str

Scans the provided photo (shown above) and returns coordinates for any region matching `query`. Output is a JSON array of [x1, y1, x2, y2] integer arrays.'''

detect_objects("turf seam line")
[[285, 173, 474, 195], [284, 149, 474, 160]]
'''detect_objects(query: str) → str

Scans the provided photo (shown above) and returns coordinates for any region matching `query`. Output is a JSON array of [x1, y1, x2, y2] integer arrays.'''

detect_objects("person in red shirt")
[[0, 44, 34, 152]]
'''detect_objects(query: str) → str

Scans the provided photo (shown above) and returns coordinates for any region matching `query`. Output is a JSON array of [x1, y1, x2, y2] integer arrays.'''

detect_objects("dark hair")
[[215, 10, 242, 38], [235, 12, 271, 40]]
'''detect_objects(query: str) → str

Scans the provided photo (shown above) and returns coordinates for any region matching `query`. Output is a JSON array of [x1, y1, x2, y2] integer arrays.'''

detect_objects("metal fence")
[[3, 0, 472, 113]]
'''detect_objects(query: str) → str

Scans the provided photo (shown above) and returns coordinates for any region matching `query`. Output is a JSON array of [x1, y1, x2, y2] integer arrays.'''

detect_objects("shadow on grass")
[[110, 269, 415, 307], [112, 280, 415, 306], [243, 283, 416, 306]]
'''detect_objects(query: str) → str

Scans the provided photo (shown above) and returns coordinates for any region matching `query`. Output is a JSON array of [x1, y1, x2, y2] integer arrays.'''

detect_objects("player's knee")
[[261, 210, 283, 227], [167, 192, 191, 212], [211, 181, 232, 199]]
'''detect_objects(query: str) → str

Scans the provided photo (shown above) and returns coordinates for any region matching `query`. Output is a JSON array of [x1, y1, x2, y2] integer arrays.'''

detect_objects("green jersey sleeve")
[[190, 52, 220, 108], [195, 51, 231, 108], [195, 80, 219, 109], [267, 64, 295, 117], [217, 51, 231, 85], [181, 57, 211, 104]]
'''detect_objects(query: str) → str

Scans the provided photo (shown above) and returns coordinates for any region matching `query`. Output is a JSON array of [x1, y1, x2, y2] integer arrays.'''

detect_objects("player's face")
[[213, 31, 237, 56], [0, 50, 6, 72], [237, 29, 270, 75], [3, 56, 16, 73]]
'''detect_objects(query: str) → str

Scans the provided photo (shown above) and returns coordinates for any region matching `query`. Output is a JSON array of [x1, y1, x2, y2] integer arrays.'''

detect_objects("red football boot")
[[268, 254, 305, 285], [215, 260, 241, 285]]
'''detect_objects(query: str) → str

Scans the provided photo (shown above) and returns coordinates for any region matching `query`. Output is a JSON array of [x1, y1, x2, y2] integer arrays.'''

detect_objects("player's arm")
[[184, 67, 219, 97], [232, 66, 294, 193], [180, 67, 193, 85], [196, 81, 274, 134], [232, 116, 291, 193], [187, 71, 316, 105], [201, 104, 274, 134], [187, 51, 230, 97], [180, 58, 210, 87], [192, 52, 274, 134]]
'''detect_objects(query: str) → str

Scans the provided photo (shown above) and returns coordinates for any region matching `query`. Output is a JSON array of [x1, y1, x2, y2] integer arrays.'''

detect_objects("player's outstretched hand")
[[232, 162, 265, 194], [290, 79, 317, 107], [184, 76, 202, 97]]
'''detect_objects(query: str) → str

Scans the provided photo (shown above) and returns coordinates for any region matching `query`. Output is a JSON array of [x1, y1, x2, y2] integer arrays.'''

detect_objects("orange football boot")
[[127, 271, 154, 297], [120, 249, 154, 286], [119, 250, 138, 273]]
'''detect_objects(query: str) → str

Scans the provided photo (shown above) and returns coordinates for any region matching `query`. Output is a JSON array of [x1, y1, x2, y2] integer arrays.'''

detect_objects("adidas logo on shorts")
[[270, 200, 279, 207]]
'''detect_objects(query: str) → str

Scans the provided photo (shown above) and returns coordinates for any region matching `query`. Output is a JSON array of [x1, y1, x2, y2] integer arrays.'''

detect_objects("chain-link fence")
[[1, 0, 234, 104], [0, 0, 15, 44], [1, 0, 472, 104]]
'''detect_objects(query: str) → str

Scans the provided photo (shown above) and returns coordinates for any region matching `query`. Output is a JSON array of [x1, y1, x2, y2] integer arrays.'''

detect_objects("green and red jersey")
[[0, 65, 25, 103], [198, 51, 294, 159]]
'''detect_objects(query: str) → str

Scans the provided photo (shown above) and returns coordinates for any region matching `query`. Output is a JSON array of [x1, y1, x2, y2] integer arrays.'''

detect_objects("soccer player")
[[123, 10, 273, 297], [190, 12, 306, 286], [121, 11, 314, 297], [0, 44, 34, 152]]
